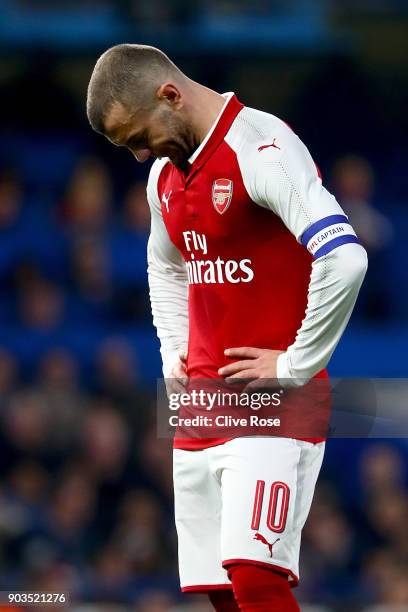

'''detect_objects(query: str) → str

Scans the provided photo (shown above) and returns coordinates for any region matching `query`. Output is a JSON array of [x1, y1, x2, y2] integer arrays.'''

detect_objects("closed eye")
[[126, 131, 147, 149]]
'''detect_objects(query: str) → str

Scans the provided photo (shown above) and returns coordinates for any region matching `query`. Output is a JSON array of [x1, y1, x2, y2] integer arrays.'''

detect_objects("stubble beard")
[[160, 112, 197, 170]]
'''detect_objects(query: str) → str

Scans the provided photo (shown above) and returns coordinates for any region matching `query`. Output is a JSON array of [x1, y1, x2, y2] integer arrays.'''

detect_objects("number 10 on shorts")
[[251, 480, 290, 533]]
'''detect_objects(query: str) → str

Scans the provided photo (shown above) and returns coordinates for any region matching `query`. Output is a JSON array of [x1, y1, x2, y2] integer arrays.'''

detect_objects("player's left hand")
[[218, 347, 284, 389]]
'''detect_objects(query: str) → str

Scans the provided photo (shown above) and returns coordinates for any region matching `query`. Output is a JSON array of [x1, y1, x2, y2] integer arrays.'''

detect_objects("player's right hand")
[[165, 350, 189, 397]]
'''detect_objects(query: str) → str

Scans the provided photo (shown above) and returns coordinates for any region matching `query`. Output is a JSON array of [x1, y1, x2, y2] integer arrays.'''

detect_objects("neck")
[[186, 82, 226, 149]]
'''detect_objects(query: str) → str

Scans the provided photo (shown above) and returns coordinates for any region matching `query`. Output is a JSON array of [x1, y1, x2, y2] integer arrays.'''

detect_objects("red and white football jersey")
[[147, 93, 367, 450]]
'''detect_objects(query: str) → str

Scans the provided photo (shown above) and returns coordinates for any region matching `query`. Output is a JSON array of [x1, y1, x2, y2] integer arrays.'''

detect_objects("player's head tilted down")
[[87, 44, 224, 169]]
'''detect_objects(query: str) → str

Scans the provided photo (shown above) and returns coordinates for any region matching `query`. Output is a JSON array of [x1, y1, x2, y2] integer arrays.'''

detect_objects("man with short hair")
[[87, 44, 367, 611]]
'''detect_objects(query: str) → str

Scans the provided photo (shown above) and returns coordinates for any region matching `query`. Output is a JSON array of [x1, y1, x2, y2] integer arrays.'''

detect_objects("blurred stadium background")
[[0, 1, 407, 610]]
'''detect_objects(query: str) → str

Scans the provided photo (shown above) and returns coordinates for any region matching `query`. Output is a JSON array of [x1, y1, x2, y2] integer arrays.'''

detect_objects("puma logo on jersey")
[[258, 138, 280, 152], [253, 532, 280, 557], [162, 190, 172, 213]]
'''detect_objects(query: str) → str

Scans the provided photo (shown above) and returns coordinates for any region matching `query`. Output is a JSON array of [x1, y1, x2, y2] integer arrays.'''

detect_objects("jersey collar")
[[186, 92, 244, 178]]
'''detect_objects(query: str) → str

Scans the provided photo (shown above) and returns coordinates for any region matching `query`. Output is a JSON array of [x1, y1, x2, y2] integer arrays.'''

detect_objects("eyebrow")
[[106, 134, 134, 148], [105, 128, 143, 149], [104, 123, 129, 145]]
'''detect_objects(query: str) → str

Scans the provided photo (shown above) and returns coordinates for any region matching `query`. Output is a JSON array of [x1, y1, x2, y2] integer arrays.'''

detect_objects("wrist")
[[276, 352, 307, 388], [162, 348, 183, 378]]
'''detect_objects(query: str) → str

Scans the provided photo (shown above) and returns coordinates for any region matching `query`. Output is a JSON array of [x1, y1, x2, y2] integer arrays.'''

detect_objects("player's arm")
[[222, 122, 367, 387], [146, 161, 189, 386]]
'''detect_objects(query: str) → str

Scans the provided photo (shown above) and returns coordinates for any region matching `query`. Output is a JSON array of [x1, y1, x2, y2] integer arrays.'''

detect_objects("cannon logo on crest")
[[212, 178, 233, 215]]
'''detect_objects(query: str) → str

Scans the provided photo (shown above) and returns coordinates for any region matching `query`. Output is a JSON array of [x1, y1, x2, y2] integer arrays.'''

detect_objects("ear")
[[157, 83, 182, 108]]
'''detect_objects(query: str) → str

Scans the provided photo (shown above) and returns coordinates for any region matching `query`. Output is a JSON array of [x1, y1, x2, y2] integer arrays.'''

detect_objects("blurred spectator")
[[332, 155, 393, 252], [300, 484, 358, 605], [96, 337, 140, 394], [0, 460, 49, 548], [0, 349, 19, 398], [362, 549, 408, 609], [122, 183, 151, 235], [61, 158, 112, 237], [112, 490, 170, 573], [0, 170, 22, 230], [94, 337, 151, 434], [0, 169, 28, 282], [110, 182, 150, 321], [3, 390, 50, 455], [69, 236, 113, 325], [71, 237, 111, 298], [87, 541, 135, 602], [28, 562, 80, 612], [36, 349, 84, 452], [366, 490, 408, 550], [137, 590, 177, 611], [359, 443, 406, 498], [18, 278, 64, 331], [7, 460, 48, 510], [38, 348, 79, 393], [332, 155, 394, 319], [81, 400, 131, 482], [140, 425, 174, 500], [47, 470, 97, 557]]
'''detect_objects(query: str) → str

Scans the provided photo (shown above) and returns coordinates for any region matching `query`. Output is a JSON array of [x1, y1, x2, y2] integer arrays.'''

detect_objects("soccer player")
[[87, 45, 367, 611]]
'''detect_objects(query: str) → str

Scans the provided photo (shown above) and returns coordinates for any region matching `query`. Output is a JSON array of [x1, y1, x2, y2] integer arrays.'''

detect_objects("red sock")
[[228, 563, 300, 611], [208, 589, 240, 611]]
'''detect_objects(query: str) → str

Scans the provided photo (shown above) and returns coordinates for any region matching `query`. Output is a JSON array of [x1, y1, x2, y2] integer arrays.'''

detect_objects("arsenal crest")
[[212, 178, 233, 215]]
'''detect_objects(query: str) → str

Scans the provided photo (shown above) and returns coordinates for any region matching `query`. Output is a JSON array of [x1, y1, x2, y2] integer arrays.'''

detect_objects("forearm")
[[146, 158, 189, 377], [277, 242, 367, 386], [148, 259, 189, 377]]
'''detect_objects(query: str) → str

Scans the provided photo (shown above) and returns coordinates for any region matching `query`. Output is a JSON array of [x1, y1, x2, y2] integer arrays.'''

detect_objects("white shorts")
[[173, 437, 325, 592]]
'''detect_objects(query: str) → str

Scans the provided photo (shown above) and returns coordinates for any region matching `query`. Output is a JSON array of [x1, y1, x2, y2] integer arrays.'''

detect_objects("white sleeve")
[[146, 160, 189, 377], [236, 117, 368, 386]]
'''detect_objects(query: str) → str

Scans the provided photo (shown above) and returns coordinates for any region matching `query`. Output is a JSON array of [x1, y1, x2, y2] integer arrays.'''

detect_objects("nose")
[[134, 149, 151, 163]]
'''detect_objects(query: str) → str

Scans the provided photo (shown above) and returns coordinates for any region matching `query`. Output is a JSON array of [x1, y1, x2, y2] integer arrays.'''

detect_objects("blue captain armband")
[[301, 214, 360, 258]]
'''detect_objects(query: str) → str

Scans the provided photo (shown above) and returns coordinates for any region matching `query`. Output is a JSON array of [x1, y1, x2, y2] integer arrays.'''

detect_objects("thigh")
[[173, 448, 232, 591], [217, 437, 324, 586]]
